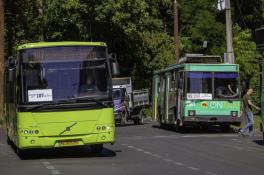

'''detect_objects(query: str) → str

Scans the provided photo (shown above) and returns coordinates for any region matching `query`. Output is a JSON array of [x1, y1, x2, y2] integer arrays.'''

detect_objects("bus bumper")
[[183, 116, 241, 126], [17, 131, 115, 149]]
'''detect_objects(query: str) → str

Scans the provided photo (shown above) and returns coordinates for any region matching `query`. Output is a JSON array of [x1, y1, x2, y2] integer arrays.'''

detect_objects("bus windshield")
[[186, 71, 239, 100], [214, 72, 239, 99], [187, 72, 212, 93], [20, 46, 110, 103]]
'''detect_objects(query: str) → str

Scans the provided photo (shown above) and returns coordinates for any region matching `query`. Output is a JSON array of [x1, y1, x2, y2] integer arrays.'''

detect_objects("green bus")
[[152, 55, 241, 130], [4, 42, 117, 155]]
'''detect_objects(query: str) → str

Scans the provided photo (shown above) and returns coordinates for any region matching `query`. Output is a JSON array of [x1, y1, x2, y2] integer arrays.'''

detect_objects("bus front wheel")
[[90, 144, 103, 154], [6, 135, 12, 145]]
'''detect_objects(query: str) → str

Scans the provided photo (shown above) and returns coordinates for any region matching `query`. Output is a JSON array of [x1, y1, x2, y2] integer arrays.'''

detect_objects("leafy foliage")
[[4, 0, 264, 99], [233, 24, 262, 104]]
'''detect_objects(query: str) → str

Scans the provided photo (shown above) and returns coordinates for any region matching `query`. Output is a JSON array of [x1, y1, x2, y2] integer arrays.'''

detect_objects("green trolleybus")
[[152, 55, 241, 130], [4, 42, 116, 154]]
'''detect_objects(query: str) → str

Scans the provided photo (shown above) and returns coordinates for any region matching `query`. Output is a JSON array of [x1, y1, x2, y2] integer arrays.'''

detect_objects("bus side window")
[[178, 72, 184, 90]]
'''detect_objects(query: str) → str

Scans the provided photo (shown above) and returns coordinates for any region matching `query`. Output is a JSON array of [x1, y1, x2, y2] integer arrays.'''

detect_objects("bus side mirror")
[[112, 62, 120, 76], [8, 68, 16, 82], [109, 53, 120, 76], [7, 56, 17, 82]]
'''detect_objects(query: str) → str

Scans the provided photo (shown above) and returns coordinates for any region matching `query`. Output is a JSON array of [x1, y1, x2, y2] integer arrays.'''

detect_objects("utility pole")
[[174, 0, 180, 63], [0, 0, 4, 119], [225, 0, 234, 64]]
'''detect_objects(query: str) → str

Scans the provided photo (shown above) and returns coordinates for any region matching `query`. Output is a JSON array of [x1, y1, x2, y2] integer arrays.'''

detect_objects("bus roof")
[[154, 63, 239, 75], [17, 42, 107, 50]]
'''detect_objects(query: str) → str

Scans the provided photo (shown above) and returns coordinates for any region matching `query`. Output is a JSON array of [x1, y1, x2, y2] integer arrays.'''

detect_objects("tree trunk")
[[0, 0, 4, 121]]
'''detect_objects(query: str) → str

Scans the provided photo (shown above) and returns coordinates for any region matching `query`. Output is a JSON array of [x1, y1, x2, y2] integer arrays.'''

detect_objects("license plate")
[[58, 140, 80, 146]]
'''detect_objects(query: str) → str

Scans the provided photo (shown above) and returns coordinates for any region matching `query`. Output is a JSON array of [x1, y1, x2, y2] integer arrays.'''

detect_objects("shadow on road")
[[115, 119, 152, 127], [13, 146, 117, 160], [152, 124, 237, 134], [253, 140, 264, 146]]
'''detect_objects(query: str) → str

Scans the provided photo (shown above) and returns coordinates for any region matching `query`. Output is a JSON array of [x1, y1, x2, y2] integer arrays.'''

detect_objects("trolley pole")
[[174, 0, 180, 63], [0, 0, 4, 119], [225, 0, 234, 64]]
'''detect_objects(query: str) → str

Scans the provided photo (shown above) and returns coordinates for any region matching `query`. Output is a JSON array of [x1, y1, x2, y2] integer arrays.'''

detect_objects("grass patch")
[[254, 115, 262, 130], [144, 107, 152, 119], [233, 113, 263, 130]]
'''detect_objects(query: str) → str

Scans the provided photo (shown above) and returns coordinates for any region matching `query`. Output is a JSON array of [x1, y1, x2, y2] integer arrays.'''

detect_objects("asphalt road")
[[0, 120, 264, 175]]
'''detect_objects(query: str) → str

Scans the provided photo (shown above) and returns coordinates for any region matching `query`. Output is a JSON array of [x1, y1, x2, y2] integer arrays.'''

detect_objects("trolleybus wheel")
[[220, 124, 231, 132], [90, 144, 103, 154], [174, 119, 183, 132]]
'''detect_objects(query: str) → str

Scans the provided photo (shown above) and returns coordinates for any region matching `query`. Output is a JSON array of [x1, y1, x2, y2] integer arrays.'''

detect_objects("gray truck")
[[112, 77, 149, 126]]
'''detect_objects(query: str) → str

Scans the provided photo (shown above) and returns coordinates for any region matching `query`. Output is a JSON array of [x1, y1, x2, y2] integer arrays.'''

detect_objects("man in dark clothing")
[[239, 89, 261, 136]]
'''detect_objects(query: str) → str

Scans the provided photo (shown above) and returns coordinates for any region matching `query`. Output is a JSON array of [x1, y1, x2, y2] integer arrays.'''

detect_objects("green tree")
[[233, 24, 261, 104]]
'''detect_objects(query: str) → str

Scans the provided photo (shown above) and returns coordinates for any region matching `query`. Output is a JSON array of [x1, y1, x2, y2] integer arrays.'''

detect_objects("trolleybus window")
[[187, 72, 212, 93], [214, 72, 239, 99]]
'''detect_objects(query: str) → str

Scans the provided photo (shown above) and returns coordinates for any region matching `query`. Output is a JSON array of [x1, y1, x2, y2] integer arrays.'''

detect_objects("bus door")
[[176, 72, 184, 125], [158, 75, 165, 124]]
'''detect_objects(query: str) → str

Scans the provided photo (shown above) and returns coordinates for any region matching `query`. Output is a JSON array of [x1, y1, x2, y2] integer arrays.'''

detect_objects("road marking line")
[[46, 165, 55, 170], [205, 171, 218, 175], [182, 134, 238, 138], [42, 161, 51, 165], [120, 143, 220, 174], [127, 145, 135, 149], [173, 162, 185, 166], [163, 158, 173, 162], [41, 160, 61, 175], [187, 166, 199, 171], [136, 148, 143, 152], [153, 135, 172, 138], [51, 170, 61, 175], [121, 143, 128, 146], [143, 151, 152, 155], [152, 154, 162, 158]]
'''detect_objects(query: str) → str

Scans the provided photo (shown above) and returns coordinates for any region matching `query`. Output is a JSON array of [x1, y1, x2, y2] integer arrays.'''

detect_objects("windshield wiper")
[[70, 96, 108, 108]]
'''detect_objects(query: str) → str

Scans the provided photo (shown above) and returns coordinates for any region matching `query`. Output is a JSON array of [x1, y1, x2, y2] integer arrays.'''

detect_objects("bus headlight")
[[96, 125, 113, 131]]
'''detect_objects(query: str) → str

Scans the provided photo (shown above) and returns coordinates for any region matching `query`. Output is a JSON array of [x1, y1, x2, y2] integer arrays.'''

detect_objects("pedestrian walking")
[[239, 88, 261, 136]]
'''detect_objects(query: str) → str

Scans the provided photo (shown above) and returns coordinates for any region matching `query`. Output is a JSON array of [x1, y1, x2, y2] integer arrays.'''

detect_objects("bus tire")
[[91, 144, 103, 154], [16, 147, 27, 159], [220, 124, 231, 132], [174, 119, 182, 132], [6, 128, 12, 145], [7, 135, 12, 145], [133, 118, 139, 125]]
